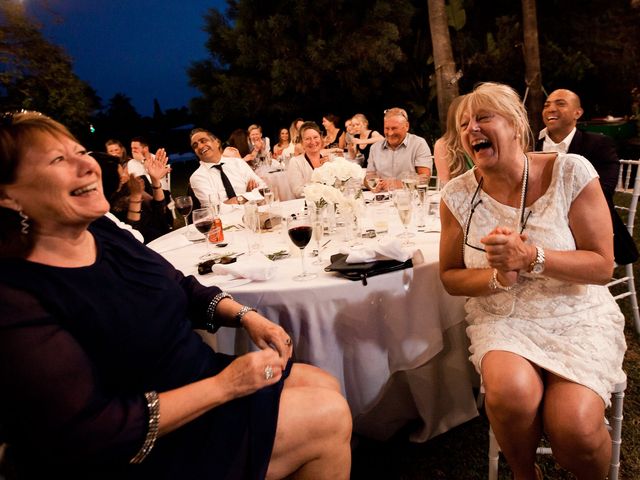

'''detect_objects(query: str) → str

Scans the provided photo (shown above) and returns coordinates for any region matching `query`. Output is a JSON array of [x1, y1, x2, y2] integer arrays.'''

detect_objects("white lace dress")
[[441, 153, 626, 405]]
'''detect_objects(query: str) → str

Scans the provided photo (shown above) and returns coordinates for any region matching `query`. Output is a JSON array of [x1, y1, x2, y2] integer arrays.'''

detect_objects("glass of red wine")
[[287, 212, 317, 281], [192, 208, 214, 258], [175, 196, 193, 229]]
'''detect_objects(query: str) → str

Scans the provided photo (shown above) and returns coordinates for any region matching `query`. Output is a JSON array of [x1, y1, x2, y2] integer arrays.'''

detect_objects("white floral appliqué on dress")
[[441, 153, 626, 405]]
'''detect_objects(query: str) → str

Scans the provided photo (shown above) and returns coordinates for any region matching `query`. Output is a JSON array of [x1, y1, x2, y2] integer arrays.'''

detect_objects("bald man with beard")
[[536, 89, 638, 264]]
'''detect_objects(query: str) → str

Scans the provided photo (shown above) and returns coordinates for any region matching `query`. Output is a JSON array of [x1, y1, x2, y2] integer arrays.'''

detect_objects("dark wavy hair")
[[0, 111, 77, 258]]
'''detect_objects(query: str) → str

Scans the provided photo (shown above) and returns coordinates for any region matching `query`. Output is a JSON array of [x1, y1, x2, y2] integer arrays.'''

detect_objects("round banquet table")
[[148, 196, 479, 441]]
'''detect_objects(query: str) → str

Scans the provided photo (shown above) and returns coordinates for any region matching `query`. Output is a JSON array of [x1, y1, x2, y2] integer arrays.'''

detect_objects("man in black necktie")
[[189, 128, 266, 207], [536, 89, 638, 264]]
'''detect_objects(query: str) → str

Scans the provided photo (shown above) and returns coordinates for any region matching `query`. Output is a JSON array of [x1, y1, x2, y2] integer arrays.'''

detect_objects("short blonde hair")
[[352, 113, 369, 128], [456, 82, 532, 152], [383, 108, 408, 122]]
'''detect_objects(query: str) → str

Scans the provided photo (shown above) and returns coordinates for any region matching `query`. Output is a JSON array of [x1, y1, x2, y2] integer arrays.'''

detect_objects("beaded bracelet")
[[130, 391, 160, 464], [205, 292, 234, 332]]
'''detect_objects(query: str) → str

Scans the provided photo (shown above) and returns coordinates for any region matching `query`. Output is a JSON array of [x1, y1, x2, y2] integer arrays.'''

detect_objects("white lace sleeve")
[[562, 153, 599, 203]]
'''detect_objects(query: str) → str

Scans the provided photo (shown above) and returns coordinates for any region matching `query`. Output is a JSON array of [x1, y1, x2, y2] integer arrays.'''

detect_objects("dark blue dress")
[[0, 217, 288, 479]]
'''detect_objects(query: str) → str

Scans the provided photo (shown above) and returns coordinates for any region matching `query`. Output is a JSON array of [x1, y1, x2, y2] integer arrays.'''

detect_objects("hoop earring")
[[18, 209, 30, 235]]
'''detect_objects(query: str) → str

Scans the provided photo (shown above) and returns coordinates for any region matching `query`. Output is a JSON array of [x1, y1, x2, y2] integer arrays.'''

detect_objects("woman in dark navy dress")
[[0, 112, 352, 479]]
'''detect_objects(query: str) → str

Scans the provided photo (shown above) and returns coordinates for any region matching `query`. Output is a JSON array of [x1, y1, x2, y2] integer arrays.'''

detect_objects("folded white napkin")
[[211, 253, 277, 280], [147, 231, 192, 253], [243, 189, 264, 202], [343, 237, 416, 263]]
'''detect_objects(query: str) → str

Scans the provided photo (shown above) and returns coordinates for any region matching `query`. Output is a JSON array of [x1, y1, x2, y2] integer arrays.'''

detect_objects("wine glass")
[[311, 207, 325, 265], [394, 190, 414, 245], [261, 186, 275, 229], [287, 213, 317, 281], [175, 195, 193, 230], [416, 173, 430, 228], [401, 172, 418, 192], [365, 171, 380, 192], [243, 202, 262, 254], [192, 208, 214, 258]]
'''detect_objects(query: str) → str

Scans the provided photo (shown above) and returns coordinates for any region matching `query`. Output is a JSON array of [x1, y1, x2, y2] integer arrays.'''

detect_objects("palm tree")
[[521, 0, 544, 137], [427, 0, 459, 130]]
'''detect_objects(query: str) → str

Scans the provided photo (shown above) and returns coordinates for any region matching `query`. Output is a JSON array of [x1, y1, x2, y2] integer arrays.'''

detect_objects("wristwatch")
[[235, 305, 257, 327], [528, 246, 545, 274]]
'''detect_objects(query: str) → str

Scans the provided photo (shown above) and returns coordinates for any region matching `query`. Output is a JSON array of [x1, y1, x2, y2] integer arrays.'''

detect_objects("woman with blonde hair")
[[439, 82, 626, 480], [349, 113, 382, 167], [433, 95, 473, 185]]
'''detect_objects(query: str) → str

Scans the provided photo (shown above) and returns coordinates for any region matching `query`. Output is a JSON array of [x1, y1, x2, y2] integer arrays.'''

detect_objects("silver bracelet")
[[489, 268, 517, 292], [234, 305, 257, 327], [130, 391, 160, 464], [206, 292, 234, 332]]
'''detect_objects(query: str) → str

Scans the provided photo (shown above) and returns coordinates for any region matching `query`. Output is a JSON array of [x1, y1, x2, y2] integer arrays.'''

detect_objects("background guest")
[[433, 95, 473, 185], [287, 121, 327, 198], [189, 128, 266, 206], [322, 113, 345, 150], [536, 88, 638, 265], [272, 127, 296, 163], [226, 128, 252, 158], [105, 139, 130, 166], [349, 113, 383, 167], [289, 117, 305, 156], [366, 107, 432, 191], [92, 151, 172, 243]]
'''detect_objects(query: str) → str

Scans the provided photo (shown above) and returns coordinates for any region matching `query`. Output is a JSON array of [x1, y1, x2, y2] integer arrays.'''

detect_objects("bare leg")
[[542, 373, 610, 480], [266, 365, 352, 480], [284, 363, 341, 393], [482, 351, 544, 480]]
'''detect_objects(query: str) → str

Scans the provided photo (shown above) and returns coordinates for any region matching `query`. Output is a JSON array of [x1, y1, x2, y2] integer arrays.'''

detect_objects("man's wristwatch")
[[528, 246, 545, 274], [234, 305, 257, 327]]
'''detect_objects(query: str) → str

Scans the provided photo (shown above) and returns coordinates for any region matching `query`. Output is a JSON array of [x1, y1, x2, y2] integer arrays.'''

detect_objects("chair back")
[[615, 159, 640, 235]]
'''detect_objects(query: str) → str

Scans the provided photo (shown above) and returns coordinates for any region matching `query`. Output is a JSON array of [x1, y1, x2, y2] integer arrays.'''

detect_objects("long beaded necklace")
[[462, 153, 529, 257]]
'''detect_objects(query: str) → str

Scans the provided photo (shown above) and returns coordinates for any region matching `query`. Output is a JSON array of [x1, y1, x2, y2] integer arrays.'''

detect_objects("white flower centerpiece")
[[310, 156, 365, 192], [303, 182, 344, 210]]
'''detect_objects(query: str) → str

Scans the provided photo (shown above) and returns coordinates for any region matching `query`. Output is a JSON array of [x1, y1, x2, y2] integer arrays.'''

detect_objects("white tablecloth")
[[256, 168, 295, 201], [148, 198, 478, 441]]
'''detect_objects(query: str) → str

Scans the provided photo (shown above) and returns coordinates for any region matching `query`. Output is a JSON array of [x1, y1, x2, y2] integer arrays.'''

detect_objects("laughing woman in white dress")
[[439, 83, 626, 480]]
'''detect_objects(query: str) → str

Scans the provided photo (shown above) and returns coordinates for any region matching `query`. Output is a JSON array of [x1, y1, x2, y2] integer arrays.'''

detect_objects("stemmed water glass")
[[365, 171, 380, 192], [394, 189, 414, 245], [192, 208, 214, 258], [287, 213, 317, 281]]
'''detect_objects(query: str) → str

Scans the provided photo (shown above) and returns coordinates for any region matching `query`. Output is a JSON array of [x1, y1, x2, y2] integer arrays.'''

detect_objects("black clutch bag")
[[324, 253, 413, 285]]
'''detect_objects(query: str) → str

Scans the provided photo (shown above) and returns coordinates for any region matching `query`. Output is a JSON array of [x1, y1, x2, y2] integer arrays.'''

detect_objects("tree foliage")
[[188, 0, 423, 136], [0, 2, 99, 135], [189, 0, 638, 140]]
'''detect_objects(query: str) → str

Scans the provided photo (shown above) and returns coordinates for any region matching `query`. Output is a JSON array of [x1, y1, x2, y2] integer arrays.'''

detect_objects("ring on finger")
[[264, 364, 274, 380], [284, 337, 292, 346]]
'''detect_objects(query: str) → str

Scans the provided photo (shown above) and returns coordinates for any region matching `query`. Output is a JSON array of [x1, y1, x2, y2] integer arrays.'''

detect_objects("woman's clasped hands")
[[481, 226, 536, 287]]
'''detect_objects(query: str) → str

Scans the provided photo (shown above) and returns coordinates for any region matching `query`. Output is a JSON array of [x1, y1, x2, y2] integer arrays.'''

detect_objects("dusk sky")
[[28, 0, 227, 116]]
